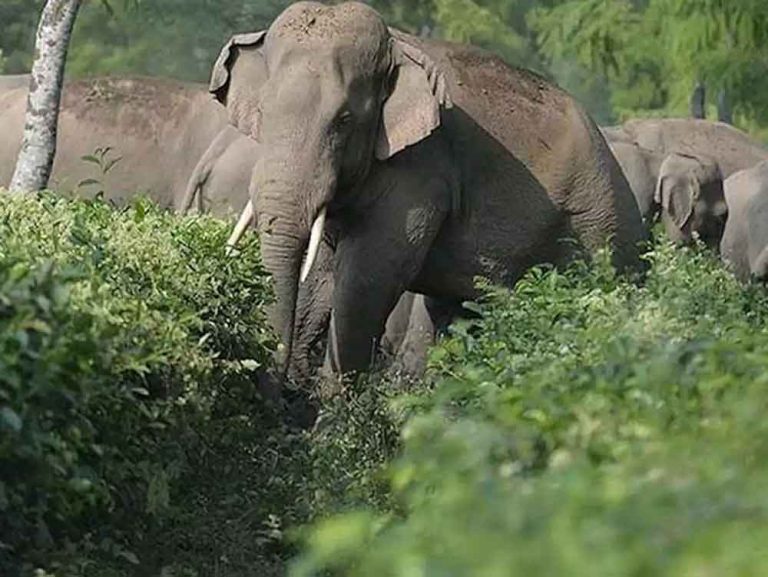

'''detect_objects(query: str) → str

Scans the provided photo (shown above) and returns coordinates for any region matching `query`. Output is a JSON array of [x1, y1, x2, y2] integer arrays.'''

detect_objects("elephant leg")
[[329, 178, 450, 374], [392, 295, 469, 377], [381, 291, 417, 357], [391, 293, 436, 378]]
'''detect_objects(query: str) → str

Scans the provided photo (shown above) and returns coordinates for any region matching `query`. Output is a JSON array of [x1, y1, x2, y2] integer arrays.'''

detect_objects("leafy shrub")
[[9, 192, 767, 577], [0, 193, 283, 575], [292, 242, 768, 576]]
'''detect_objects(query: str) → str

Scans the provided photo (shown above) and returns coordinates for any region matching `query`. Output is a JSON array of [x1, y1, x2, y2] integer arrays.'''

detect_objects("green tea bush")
[[0, 193, 289, 575], [293, 242, 768, 576], [7, 192, 768, 576]]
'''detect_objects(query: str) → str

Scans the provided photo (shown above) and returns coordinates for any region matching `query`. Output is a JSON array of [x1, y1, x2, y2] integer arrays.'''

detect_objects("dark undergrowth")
[[0, 193, 397, 577]]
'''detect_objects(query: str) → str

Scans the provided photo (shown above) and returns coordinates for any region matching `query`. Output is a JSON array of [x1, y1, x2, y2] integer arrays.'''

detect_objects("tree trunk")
[[689, 81, 705, 119], [9, 0, 82, 194], [717, 88, 733, 125]]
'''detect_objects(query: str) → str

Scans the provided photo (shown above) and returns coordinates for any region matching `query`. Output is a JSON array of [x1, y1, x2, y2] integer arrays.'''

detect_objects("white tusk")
[[300, 206, 327, 283], [226, 199, 255, 254]]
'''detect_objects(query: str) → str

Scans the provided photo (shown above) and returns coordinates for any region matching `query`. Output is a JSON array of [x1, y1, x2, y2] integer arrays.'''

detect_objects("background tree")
[[529, 0, 768, 135], [9, 0, 82, 193], [1, 0, 766, 139]]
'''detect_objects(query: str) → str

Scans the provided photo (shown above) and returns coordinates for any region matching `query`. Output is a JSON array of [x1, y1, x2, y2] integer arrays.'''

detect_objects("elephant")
[[600, 124, 634, 145], [293, 245, 446, 384], [381, 291, 469, 378], [654, 152, 726, 249], [0, 75, 228, 206], [381, 292, 436, 378], [720, 161, 768, 282], [608, 141, 728, 249], [602, 118, 768, 179], [0, 74, 30, 92], [607, 141, 665, 222], [218, 1, 647, 378], [178, 128, 444, 383], [177, 125, 258, 217]]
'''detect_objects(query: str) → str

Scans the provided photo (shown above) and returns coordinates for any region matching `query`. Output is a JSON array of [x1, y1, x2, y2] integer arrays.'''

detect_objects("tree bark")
[[9, 0, 82, 194], [717, 88, 733, 125], [689, 81, 705, 119]]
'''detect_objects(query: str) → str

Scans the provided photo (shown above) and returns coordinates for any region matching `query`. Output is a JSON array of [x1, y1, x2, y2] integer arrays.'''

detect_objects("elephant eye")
[[336, 110, 353, 127]]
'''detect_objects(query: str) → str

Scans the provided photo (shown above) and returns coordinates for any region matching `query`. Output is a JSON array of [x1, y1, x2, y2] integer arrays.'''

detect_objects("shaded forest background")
[[2, 0, 768, 137]]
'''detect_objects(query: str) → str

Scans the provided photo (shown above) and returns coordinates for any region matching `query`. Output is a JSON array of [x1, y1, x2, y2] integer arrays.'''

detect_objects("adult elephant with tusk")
[[220, 1, 647, 378]]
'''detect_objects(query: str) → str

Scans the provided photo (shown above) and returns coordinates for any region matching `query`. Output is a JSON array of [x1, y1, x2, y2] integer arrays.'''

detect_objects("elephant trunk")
[[258, 215, 302, 370], [255, 169, 334, 375]]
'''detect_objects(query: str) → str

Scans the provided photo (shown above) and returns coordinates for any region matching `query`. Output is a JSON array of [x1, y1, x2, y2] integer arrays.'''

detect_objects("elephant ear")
[[209, 31, 268, 141], [656, 173, 696, 230], [376, 36, 452, 161]]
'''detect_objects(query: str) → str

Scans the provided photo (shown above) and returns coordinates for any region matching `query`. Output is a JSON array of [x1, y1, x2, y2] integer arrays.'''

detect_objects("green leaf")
[[80, 155, 101, 165], [103, 156, 123, 174]]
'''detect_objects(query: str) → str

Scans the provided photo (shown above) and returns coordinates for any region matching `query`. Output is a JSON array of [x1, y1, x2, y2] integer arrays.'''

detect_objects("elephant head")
[[654, 152, 727, 249], [210, 1, 450, 373]]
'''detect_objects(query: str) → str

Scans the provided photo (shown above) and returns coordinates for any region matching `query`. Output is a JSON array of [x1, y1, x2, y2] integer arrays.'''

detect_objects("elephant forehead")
[[270, 2, 389, 55]]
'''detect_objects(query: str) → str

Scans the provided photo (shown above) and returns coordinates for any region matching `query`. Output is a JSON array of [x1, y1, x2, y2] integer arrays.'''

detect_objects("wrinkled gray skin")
[[178, 125, 258, 217], [381, 292, 435, 377], [720, 161, 768, 282], [214, 2, 646, 377], [178, 127, 435, 382], [602, 118, 768, 179], [0, 75, 227, 206], [608, 141, 665, 223], [381, 291, 466, 378], [655, 152, 727, 249]]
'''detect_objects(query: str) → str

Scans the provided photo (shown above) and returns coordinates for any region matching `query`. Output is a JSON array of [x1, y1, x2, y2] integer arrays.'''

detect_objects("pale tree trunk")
[[9, 0, 82, 194]]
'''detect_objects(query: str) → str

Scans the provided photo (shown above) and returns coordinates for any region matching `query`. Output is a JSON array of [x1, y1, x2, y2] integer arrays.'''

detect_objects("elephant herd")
[[603, 119, 768, 281], [2, 2, 768, 396]]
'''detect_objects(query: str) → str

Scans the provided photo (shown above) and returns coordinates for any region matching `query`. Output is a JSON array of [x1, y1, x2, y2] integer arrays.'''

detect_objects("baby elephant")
[[654, 152, 727, 249], [720, 161, 768, 282], [609, 143, 726, 248]]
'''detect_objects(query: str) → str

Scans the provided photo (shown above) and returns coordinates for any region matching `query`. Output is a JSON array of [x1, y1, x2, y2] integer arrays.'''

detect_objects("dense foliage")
[[530, 0, 768, 134], [293, 242, 768, 576], [3, 195, 768, 576], [0, 193, 280, 575], [0, 193, 399, 576], [3, 1, 768, 132]]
